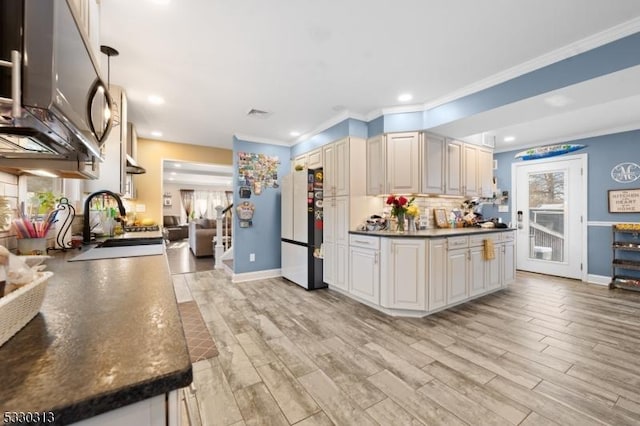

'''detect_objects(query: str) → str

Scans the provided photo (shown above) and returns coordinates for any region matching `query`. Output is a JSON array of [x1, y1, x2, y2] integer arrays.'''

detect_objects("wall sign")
[[611, 162, 640, 183], [608, 188, 640, 213]]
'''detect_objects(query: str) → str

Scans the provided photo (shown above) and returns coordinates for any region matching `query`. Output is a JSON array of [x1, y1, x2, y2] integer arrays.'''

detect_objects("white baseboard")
[[232, 268, 281, 283], [586, 274, 610, 286]]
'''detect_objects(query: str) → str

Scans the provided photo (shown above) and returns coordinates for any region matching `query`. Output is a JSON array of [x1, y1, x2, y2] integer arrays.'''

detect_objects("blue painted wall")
[[233, 137, 291, 274], [486, 130, 640, 276]]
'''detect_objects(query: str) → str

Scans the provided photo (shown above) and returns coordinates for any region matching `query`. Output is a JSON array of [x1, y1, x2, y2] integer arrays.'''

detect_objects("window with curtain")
[[193, 190, 231, 219]]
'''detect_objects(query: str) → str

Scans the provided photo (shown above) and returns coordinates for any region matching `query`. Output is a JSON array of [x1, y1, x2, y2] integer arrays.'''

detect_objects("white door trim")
[[511, 153, 588, 281]]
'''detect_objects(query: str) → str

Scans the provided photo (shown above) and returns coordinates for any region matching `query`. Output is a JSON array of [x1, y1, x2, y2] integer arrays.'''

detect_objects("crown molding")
[[233, 133, 289, 146], [422, 17, 640, 111], [493, 122, 640, 153], [294, 109, 368, 145]]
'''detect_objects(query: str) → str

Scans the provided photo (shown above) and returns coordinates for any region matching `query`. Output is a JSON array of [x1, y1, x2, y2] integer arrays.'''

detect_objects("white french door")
[[512, 155, 586, 279]]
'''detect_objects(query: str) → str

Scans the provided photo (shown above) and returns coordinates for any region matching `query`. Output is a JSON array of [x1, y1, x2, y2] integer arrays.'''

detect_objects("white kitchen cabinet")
[[478, 148, 494, 198], [445, 139, 463, 196], [468, 245, 485, 297], [446, 248, 468, 305], [280, 174, 293, 240], [462, 143, 479, 197], [428, 238, 447, 311], [502, 236, 516, 286], [85, 85, 127, 195], [421, 133, 445, 194], [386, 132, 421, 194], [334, 243, 349, 291], [323, 138, 349, 197], [349, 245, 379, 303], [485, 246, 502, 291], [293, 148, 322, 171], [324, 196, 349, 290], [381, 238, 426, 310], [72, 390, 180, 426], [323, 242, 335, 286], [366, 135, 385, 195]]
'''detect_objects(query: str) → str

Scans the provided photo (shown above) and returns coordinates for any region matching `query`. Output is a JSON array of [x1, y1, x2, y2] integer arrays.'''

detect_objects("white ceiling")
[[100, 1, 640, 152]]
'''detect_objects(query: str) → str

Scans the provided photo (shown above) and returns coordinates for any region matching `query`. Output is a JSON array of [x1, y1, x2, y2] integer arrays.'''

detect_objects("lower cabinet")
[[323, 242, 349, 291], [446, 248, 468, 305], [381, 238, 426, 310], [502, 238, 515, 286], [73, 390, 180, 426], [468, 245, 486, 296], [428, 239, 447, 311], [349, 245, 380, 304]]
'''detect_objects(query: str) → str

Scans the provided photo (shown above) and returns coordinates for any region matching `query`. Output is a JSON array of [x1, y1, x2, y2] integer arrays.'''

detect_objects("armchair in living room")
[[163, 215, 188, 241]]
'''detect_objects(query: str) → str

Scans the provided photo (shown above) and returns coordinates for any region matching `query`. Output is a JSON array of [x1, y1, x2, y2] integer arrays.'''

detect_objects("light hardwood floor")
[[174, 270, 640, 425]]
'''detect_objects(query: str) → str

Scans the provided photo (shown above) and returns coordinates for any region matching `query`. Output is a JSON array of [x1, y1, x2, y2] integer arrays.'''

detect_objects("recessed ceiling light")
[[148, 95, 165, 105], [174, 163, 181, 168], [544, 94, 573, 108], [290, 131, 301, 137], [168, 177, 174, 181], [150, 0, 170, 4], [151, 131, 163, 137], [398, 93, 413, 102], [504, 136, 516, 142], [171, 172, 176, 175]]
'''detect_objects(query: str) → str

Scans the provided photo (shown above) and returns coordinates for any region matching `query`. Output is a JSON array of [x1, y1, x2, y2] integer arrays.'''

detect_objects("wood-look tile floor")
[[174, 270, 640, 426]]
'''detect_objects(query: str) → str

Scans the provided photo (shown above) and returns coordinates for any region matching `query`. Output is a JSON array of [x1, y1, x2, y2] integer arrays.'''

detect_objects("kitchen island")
[[342, 227, 515, 317], [0, 245, 192, 425]]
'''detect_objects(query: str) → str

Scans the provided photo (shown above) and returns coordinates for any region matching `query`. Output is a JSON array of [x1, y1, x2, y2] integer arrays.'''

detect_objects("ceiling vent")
[[246, 108, 272, 119]]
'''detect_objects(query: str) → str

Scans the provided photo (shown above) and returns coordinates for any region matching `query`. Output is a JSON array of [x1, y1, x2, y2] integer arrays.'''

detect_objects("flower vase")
[[396, 211, 405, 233], [407, 216, 416, 232]]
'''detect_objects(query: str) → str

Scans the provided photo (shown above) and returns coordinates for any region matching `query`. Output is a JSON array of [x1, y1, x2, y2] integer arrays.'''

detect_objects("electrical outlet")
[[249, 253, 255, 262]]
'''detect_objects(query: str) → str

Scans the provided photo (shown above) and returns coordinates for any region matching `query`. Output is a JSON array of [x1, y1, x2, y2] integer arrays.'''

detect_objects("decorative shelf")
[[611, 225, 640, 292]]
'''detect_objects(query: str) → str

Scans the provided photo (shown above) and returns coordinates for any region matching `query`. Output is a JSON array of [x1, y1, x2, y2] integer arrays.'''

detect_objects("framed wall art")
[[608, 188, 640, 213]]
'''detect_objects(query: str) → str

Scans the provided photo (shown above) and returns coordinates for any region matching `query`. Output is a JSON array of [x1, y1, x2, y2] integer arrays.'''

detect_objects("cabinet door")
[[502, 239, 515, 286], [447, 248, 468, 305], [334, 243, 349, 291], [334, 138, 350, 196], [445, 139, 462, 196], [428, 239, 447, 311], [468, 245, 485, 296], [387, 132, 420, 194], [421, 133, 445, 194], [293, 153, 307, 170], [308, 149, 323, 169], [292, 171, 308, 244], [478, 149, 494, 198], [366, 135, 385, 195], [335, 196, 349, 246], [349, 247, 380, 304], [382, 239, 426, 310], [323, 143, 336, 197], [323, 242, 335, 286], [463, 144, 479, 197], [485, 244, 502, 291]]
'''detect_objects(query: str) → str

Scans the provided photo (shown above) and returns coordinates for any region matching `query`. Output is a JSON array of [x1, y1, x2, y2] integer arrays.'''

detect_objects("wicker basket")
[[0, 271, 53, 347]]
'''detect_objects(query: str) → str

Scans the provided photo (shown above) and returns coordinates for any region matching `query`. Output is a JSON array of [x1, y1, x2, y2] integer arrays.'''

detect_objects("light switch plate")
[[498, 205, 509, 213]]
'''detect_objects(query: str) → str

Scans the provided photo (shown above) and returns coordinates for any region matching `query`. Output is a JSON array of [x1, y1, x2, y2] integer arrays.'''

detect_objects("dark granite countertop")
[[0, 247, 192, 425], [350, 227, 515, 238]]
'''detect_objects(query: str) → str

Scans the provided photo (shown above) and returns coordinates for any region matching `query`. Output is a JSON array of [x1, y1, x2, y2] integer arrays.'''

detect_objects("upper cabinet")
[[323, 137, 349, 197], [445, 138, 463, 196], [478, 148, 494, 198], [386, 132, 421, 194], [68, 0, 101, 65], [462, 143, 479, 197], [293, 148, 322, 171], [366, 135, 385, 196], [421, 133, 445, 194]]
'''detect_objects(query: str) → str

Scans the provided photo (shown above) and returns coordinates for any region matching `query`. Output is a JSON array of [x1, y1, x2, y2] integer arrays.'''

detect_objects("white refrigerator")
[[281, 169, 325, 289]]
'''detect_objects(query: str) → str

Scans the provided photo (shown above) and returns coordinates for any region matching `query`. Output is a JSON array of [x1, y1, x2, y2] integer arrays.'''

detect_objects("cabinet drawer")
[[501, 231, 515, 242], [447, 236, 469, 249], [470, 233, 500, 247], [350, 234, 380, 249]]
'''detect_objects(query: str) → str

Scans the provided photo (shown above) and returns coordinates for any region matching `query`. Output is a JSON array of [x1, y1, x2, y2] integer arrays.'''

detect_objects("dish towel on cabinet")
[[484, 239, 495, 260]]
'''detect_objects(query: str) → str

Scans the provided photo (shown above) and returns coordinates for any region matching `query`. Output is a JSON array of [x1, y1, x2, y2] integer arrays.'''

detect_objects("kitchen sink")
[[96, 237, 164, 248]]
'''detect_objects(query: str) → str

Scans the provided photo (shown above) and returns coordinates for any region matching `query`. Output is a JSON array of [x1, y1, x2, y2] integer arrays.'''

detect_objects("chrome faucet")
[[83, 190, 127, 244]]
